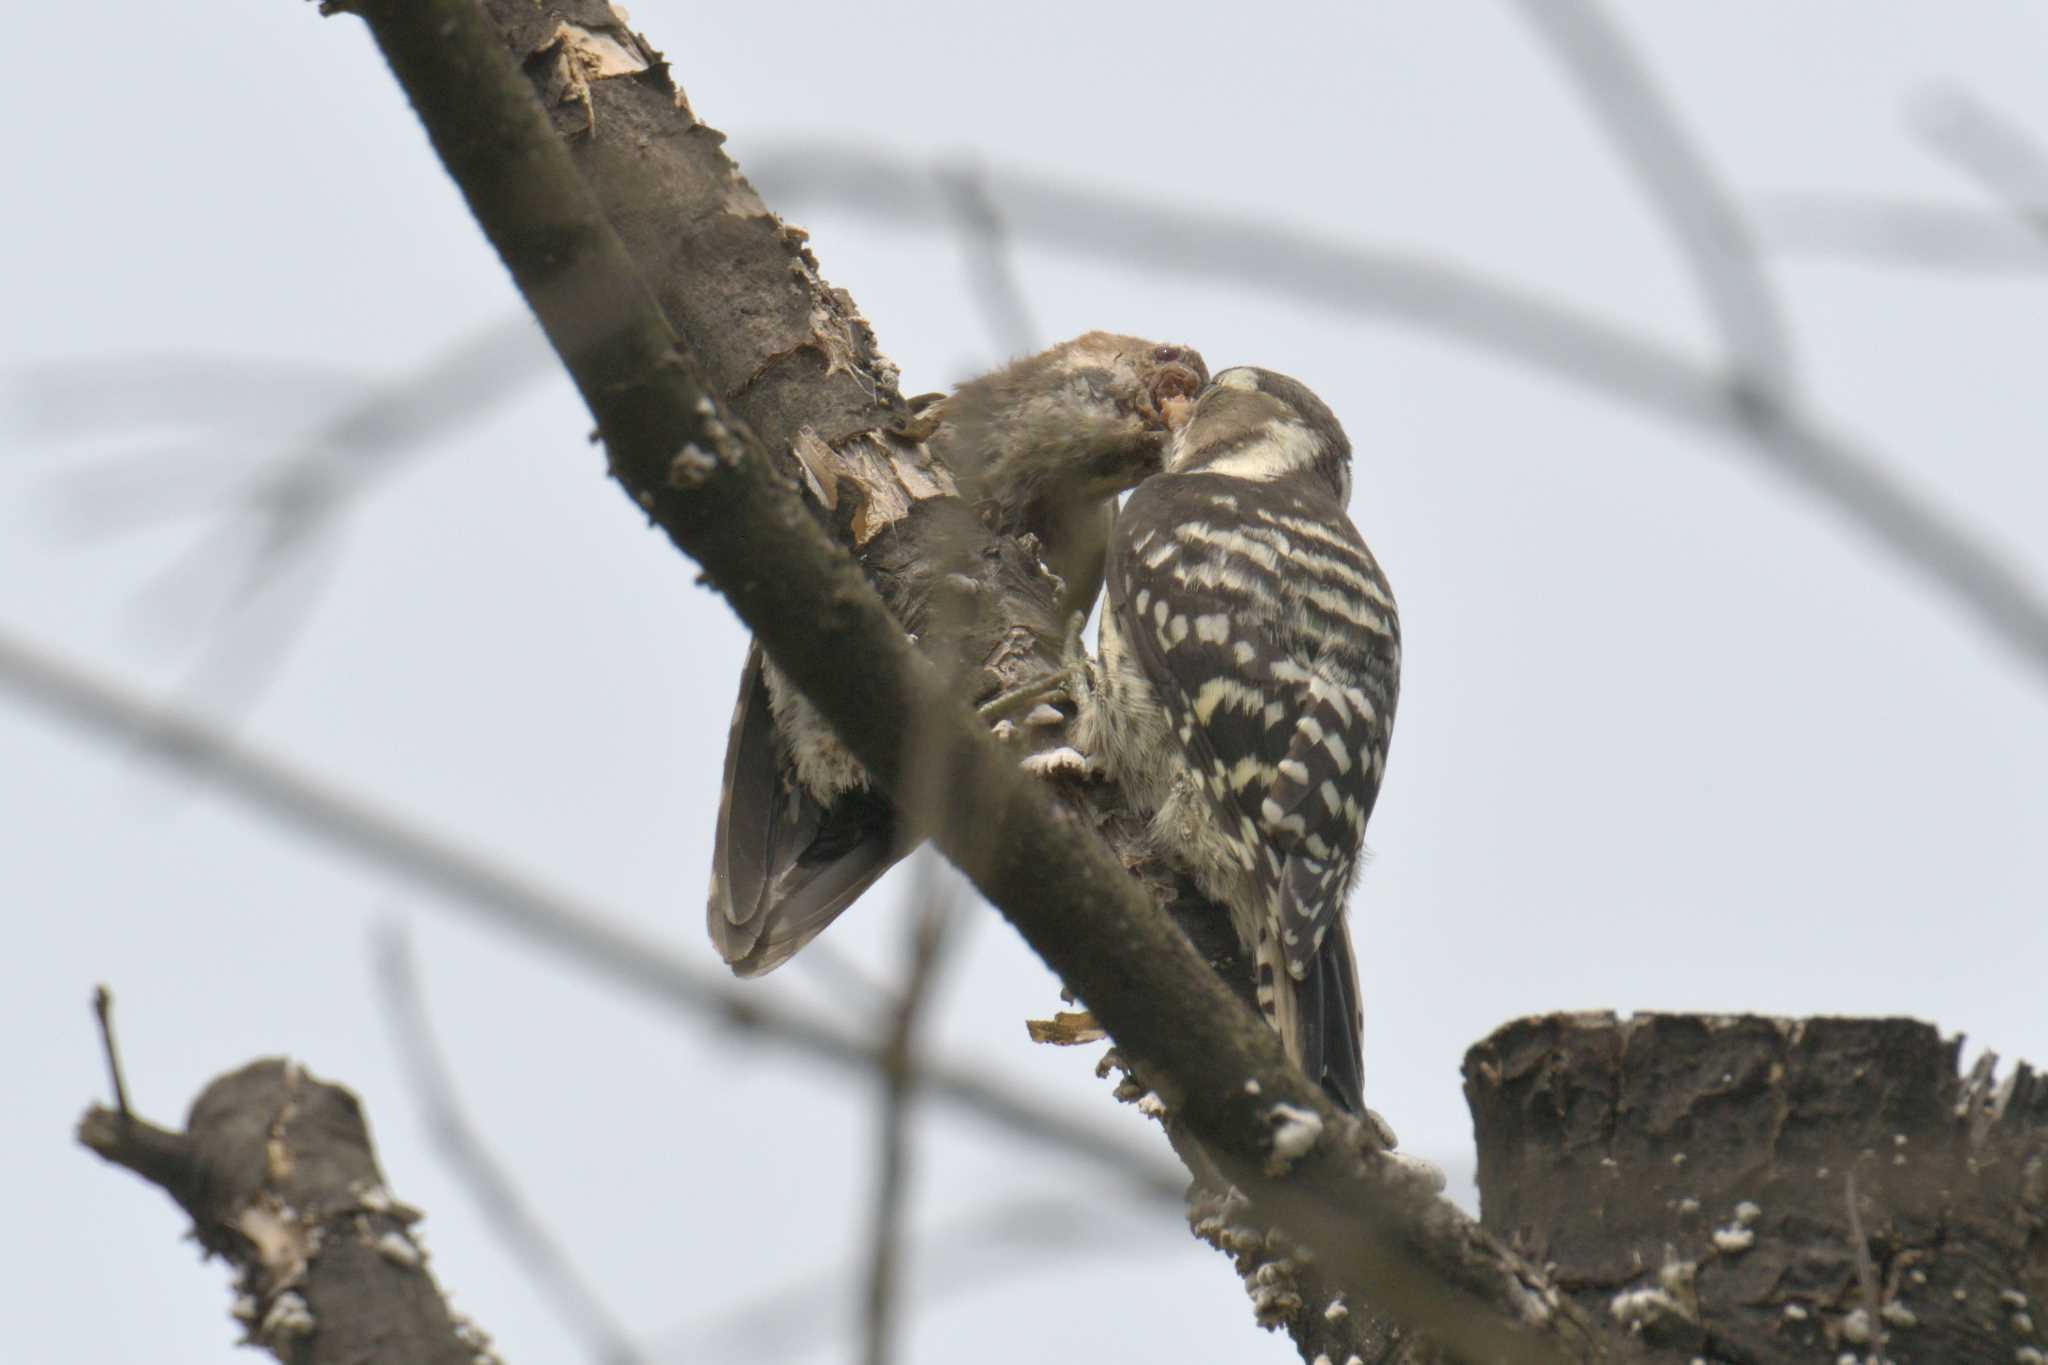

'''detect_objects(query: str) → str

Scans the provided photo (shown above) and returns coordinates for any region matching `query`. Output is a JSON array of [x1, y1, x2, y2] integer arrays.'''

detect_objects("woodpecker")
[[1078, 367, 1398, 1113], [708, 333, 1207, 976]]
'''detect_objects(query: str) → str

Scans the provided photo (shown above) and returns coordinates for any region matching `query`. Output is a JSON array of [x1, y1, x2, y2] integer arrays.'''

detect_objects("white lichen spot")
[[2004, 1290, 2032, 1310], [1712, 1224, 1756, 1254], [1711, 1200, 1761, 1252], [1880, 1301, 1917, 1329], [2016, 1311, 2038, 1336], [1135, 1092, 1168, 1120], [2016, 1347, 2047, 1365], [989, 719, 1017, 742], [1266, 1103, 1323, 1165], [668, 443, 719, 489], [1676, 1196, 1701, 1215], [1390, 1151, 1448, 1194], [1243, 1078, 1261, 1096], [1610, 1285, 1679, 1327], [356, 1183, 394, 1215], [260, 1291, 315, 1341], [230, 1294, 258, 1323], [1323, 1296, 1348, 1323], [1672, 1152, 1688, 1167], [1784, 1303, 1809, 1321], [1343, 1357, 1363, 1365], [1312, 1355, 1332, 1365], [1022, 703, 1065, 728], [375, 1230, 421, 1269], [1840, 1306, 1874, 1344]]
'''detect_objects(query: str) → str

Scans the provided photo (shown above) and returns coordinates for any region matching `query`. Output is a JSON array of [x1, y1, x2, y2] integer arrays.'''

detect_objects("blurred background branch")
[[375, 922, 647, 1365], [1515, 0, 1797, 404], [0, 625, 1182, 1202]]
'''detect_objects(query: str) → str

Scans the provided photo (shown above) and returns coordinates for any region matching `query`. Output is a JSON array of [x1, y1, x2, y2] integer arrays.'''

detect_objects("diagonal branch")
[[0, 625, 1178, 1202], [1514, 0, 1796, 404], [319, 1, 1677, 1359], [861, 864, 957, 1365], [1916, 89, 2048, 235], [374, 924, 646, 1365], [750, 144, 2048, 689]]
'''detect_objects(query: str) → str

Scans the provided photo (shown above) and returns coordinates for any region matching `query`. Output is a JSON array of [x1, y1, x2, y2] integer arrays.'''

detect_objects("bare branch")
[[79, 1056, 488, 1365], [1515, 0, 1796, 402], [936, 161, 1041, 360], [1757, 194, 2048, 272], [861, 862, 958, 1365], [0, 625, 1181, 1202], [751, 144, 2048, 690], [91, 984, 134, 1121], [651, 1196, 1160, 1364], [318, 3, 1671, 1357], [1917, 89, 2048, 232], [373, 924, 645, 1365]]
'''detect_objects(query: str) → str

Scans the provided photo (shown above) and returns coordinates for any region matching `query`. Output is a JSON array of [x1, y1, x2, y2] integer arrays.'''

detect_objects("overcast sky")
[[8, 3, 2048, 1363]]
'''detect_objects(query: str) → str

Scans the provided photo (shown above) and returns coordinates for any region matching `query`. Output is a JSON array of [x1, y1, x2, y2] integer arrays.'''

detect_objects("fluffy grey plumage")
[[1078, 367, 1398, 1113], [707, 333, 1206, 977]]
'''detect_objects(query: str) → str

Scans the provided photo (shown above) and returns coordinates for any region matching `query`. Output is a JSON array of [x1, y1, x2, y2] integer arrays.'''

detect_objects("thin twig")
[[935, 162, 1040, 360], [750, 143, 2048, 688], [1844, 1169, 1888, 1361], [861, 860, 958, 1365], [91, 984, 132, 1121], [1757, 195, 2048, 272], [649, 1195, 1158, 1365], [791, 939, 898, 1021], [372, 923, 646, 1365], [0, 625, 1184, 1202], [1515, 0, 1796, 403], [1916, 90, 2048, 233]]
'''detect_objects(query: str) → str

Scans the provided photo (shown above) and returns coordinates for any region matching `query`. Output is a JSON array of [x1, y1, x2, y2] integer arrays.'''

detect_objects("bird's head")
[[1167, 366, 1352, 505]]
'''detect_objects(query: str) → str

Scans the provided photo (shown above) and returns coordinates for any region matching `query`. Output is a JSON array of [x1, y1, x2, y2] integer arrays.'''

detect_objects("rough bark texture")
[[78, 1060, 484, 1365], [312, 3, 1673, 1362], [473, 0, 1069, 718], [1467, 1013, 2048, 1363]]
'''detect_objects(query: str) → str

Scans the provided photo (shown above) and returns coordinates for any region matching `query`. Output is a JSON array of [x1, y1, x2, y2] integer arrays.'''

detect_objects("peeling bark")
[[79, 1060, 486, 1365]]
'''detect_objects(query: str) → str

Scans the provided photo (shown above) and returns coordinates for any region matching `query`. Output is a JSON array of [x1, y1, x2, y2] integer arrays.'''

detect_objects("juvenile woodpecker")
[[1079, 367, 1398, 1113], [708, 333, 1206, 976]]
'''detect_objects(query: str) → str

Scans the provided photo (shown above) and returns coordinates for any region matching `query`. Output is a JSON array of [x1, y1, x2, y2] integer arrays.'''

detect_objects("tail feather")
[[708, 643, 909, 976], [1272, 859, 1366, 1114]]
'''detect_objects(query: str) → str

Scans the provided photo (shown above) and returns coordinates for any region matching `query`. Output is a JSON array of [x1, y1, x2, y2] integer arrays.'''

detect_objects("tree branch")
[[374, 925, 644, 1365], [79, 1055, 490, 1364], [0, 626, 1178, 1202], [749, 144, 2048, 690], [323, 1, 1677, 1359], [1515, 0, 1796, 404]]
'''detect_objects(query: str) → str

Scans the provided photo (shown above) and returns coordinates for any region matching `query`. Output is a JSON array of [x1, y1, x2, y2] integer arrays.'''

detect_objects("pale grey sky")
[[7, 3, 2048, 1362]]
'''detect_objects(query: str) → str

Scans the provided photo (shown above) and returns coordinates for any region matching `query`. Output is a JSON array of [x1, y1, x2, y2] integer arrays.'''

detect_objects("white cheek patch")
[[1185, 422, 1322, 483]]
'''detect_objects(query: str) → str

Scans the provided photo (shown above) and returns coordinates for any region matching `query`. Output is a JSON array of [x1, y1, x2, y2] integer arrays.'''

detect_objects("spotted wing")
[[1107, 471, 1397, 1104]]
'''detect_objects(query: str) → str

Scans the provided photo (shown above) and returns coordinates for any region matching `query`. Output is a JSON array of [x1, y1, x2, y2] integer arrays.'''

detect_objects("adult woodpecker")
[[707, 333, 1207, 977], [1078, 367, 1398, 1113]]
